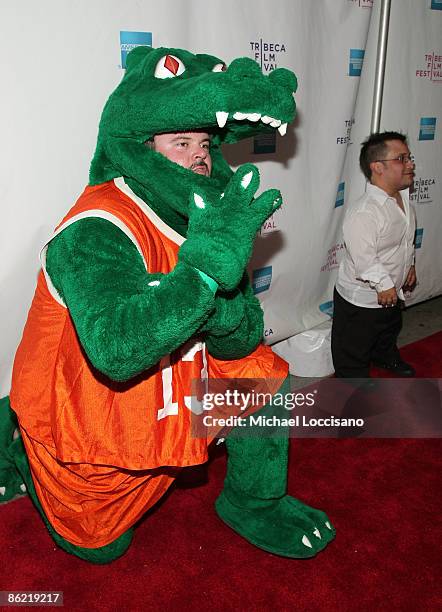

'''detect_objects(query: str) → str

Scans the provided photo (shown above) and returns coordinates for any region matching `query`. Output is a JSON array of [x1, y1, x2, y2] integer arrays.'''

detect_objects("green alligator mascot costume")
[[0, 46, 335, 562]]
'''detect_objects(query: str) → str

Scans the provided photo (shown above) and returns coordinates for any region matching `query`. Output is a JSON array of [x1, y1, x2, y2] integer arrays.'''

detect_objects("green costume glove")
[[179, 163, 282, 291], [200, 288, 245, 337], [202, 274, 264, 360]]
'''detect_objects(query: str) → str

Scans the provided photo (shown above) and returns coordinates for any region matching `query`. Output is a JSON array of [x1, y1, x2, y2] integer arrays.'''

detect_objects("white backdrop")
[[1, 0, 441, 394]]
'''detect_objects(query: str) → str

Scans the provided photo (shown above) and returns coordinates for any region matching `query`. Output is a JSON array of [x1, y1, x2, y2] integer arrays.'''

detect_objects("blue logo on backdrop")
[[415, 228, 424, 249], [419, 117, 437, 140], [120, 31, 152, 69], [349, 49, 365, 76], [252, 266, 273, 294], [335, 182, 345, 207], [319, 301, 334, 317], [431, 0, 442, 10]]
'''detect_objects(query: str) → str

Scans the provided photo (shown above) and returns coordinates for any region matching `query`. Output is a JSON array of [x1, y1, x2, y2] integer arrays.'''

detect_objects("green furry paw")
[[180, 164, 282, 291], [284, 496, 335, 544], [0, 396, 27, 503], [215, 491, 332, 558], [0, 467, 27, 503]]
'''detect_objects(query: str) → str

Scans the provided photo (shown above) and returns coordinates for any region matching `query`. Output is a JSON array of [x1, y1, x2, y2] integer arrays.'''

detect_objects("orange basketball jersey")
[[10, 178, 288, 547]]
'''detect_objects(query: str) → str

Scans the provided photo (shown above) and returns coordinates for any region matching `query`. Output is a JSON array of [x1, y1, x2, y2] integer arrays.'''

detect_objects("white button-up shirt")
[[336, 183, 416, 308]]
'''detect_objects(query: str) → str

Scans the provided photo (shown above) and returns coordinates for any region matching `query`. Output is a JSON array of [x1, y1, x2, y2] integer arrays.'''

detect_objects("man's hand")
[[179, 164, 281, 291], [402, 265, 417, 293], [377, 286, 398, 307]]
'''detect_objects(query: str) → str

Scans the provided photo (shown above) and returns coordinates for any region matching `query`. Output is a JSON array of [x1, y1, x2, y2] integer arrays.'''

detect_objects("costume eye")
[[154, 55, 186, 79], [212, 62, 226, 73]]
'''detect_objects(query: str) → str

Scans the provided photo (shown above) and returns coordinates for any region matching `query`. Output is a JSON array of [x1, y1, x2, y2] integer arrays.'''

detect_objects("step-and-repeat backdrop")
[[1, 0, 441, 393]]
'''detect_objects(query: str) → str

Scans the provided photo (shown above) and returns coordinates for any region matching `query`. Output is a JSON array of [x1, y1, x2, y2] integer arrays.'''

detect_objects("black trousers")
[[331, 288, 402, 378]]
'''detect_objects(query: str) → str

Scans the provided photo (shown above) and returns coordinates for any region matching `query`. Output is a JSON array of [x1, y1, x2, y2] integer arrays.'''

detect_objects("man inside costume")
[[1, 46, 335, 563]]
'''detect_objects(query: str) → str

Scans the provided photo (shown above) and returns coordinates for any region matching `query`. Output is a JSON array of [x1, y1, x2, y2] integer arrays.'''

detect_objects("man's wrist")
[[376, 285, 396, 295], [371, 277, 394, 292]]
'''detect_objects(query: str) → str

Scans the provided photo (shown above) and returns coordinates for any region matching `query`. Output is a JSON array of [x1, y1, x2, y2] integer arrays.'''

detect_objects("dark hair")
[[359, 131, 407, 180]]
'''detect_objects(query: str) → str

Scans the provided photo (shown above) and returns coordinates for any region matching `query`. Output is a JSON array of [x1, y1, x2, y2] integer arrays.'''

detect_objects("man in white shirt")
[[332, 131, 417, 378]]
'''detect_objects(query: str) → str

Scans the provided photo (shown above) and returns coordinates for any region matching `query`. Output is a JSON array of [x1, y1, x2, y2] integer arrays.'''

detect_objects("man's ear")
[[370, 160, 382, 178]]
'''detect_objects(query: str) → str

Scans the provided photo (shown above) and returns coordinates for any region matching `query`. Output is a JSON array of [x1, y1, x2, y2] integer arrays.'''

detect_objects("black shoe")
[[372, 359, 415, 377]]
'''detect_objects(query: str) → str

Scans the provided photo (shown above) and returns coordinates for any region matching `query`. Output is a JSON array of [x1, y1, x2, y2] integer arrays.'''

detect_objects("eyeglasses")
[[375, 154, 415, 164]]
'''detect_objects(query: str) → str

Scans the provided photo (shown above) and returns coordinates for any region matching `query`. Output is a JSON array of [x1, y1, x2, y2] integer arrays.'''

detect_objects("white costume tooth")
[[20, 483, 27, 492], [0, 486, 5, 496], [193, 193, 205, 209], [148, 281, 160, 287], [216, 438, 225, 445], [233, 112, 248, 120], [13, 428, 20, 440], [313, 527, 321, 539], [216, 111, 228, 128], [270, 119, 281, 128], [241, 171, 253, 189], [246, 113, 261, 122], [261, 115, 273, 124], [278, 123, 288, 136], [292, 91, 296, 100], [302, 535, 313, 548], [325, 521, 332, 530]]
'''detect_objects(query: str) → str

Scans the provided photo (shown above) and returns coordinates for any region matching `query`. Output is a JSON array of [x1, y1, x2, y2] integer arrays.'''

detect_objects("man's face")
[[152, 131, 212, 176], [372, 139, 415, 193]]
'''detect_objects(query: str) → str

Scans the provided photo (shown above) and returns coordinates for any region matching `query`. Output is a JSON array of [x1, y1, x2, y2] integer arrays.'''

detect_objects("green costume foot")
[[216, 492, 329, 558], [0, 396, 27, 503], [284, 496, 335, 544], [215, 431, 335, 558]]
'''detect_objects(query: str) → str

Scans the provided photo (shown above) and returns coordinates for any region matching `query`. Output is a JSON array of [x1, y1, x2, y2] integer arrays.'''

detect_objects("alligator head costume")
[[89, 46, 297, 236]]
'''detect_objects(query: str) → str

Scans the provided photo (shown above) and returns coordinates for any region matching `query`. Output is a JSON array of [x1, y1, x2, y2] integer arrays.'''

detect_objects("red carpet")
[[1, 332, 441, 611], [371, 329, 442, 378]]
